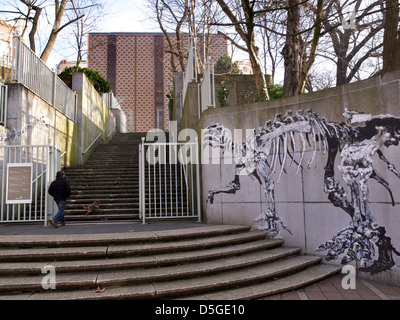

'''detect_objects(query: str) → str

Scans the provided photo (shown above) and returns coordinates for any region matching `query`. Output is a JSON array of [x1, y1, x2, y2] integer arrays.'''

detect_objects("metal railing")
[[102, 91, 120, 109], [0, 145, 60, 225], [0, 82, 7, 126], [1, 53, 11, 68], [11, 36, 77, 122], [82, 132, 103, 155], [139, 137, 201, 224], [181, 37, 197, 107], [199, 58, 215, 116]]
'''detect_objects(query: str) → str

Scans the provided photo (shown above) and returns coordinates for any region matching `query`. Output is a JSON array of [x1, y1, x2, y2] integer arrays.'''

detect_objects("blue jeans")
[[52, 200, 66, 225]]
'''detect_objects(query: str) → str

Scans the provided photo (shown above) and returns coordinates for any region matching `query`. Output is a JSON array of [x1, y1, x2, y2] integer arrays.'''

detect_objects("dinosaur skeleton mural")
[[203, 108, 400, 274]]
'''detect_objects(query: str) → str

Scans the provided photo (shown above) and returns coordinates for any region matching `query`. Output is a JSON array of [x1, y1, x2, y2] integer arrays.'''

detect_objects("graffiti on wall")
[[0, 115, 50, 142], [203, 108, 400, 274]]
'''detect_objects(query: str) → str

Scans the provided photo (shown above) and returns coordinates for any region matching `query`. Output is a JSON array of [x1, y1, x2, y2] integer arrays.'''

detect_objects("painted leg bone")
[[206, 174, 241, 205]]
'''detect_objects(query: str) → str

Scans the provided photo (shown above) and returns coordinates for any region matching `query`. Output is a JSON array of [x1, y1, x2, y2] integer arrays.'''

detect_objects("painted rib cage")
[[253, 110, 336, 180]]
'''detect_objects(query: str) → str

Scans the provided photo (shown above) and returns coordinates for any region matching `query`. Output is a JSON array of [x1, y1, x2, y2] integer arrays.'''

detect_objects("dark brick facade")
[[88, 32, 228, 133]]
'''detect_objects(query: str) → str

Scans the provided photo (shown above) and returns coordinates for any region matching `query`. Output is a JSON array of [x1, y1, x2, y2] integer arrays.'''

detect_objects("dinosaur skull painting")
[[203, 108, 400, 274]]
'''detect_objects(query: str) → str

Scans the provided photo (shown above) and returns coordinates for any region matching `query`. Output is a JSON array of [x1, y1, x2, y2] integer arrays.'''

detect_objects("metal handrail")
[[82, 132, 102, 154], [106, 125, 117, 138], [32, 150, 66, 184]]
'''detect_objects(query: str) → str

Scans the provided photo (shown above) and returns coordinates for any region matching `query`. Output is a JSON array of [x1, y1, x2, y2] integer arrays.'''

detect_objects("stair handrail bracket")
[[139, 136, 201, 224]]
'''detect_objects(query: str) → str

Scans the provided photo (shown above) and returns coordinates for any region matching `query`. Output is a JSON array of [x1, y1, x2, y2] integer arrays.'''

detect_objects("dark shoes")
[[50, 220, 59, 228]]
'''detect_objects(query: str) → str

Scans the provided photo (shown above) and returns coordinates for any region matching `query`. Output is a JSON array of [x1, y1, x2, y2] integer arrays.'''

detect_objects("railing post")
[[52, 69, 57, 107], [139, 142, 142, 220], [141, 137, 146, 224], [11, 35, 22, 83], [195, 137, 201, 222], [0, 82, 8, 126]]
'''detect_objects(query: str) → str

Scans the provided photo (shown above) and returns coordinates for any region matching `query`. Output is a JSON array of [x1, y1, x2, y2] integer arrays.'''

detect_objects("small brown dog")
[[84, 200, 100, 215]]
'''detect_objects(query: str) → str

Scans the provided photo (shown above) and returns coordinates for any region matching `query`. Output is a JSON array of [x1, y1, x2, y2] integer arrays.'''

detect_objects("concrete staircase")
[[64, 133, 145, 221], [0, 225, 340, 300]]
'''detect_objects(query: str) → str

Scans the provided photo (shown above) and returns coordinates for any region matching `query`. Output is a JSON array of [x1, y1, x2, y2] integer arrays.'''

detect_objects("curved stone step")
[[0, 247, 299, 294], [179, 264, 342, 300], [0, 239, 285, 276], [0, 223, 339, 301], [0, 225, 251, 248], [2, 255, 326, 300]]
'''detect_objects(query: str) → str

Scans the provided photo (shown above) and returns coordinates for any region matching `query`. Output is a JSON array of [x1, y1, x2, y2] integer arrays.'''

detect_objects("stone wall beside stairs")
[[197, 69, 400, 286], [4, 72, 121, 167]]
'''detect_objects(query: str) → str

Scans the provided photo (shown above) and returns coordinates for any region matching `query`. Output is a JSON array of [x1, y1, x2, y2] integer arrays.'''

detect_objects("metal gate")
[[0, 145, 61, 225], [139, 138, 201, 223]]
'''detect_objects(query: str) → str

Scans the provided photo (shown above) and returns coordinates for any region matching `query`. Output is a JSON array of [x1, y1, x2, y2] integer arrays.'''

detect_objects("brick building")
[[88, 32, 228, 133]]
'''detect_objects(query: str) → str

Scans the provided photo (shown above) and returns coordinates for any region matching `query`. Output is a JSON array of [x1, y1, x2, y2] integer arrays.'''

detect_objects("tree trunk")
[[249, 45, 269, 100], [296, 0, 323, 95], [382, 0, 400, 75], [40, 0, 68, 63], [215, 0, 269, 100], [28, 6, 42, 53], [283, 0, 301, 97]]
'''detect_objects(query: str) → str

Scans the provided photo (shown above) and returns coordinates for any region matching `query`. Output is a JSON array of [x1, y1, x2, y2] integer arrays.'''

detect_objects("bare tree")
[[382, 0, 400, 75], [64, 0, 107, 65], [147, 0, 224, 75], [257, 0, 285, 82], [282, 0, 300, 96], [215, 0, 270, 100], [322, 0, 384, 86], [40, 0, 85, 62], [280, 0, 325, 96], [152, 0, 189, 73], [0, 0, 86, 63]]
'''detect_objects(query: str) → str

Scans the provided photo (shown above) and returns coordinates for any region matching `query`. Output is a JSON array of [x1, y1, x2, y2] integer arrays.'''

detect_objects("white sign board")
[[6, 163, 33, 204]]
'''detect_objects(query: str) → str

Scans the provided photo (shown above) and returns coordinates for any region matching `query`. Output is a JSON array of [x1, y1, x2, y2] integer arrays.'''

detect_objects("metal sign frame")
[[5, 162, 33, 204]]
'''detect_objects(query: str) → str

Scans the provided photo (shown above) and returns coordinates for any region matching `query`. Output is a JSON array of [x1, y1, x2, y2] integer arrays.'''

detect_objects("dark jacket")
[[48, 177, 71, 202]]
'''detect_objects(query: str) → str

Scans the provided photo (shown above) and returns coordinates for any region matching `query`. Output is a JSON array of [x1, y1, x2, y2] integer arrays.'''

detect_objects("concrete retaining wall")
[[198, 69, 400, 285], [3, 72, 119, 167]]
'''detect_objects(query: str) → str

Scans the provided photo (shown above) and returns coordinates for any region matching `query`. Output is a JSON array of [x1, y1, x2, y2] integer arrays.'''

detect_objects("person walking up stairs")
[[63, 133, 145, 221]]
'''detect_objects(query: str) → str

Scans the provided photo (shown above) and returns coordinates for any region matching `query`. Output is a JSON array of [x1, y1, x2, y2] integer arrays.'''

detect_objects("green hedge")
[[60, 66, 111, 94]]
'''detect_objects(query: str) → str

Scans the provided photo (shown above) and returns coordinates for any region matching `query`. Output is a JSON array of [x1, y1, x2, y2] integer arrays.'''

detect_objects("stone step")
[[70, 183, 185, 191], [65, 169, 180, 178], [70, 186, 139, 193], [68, 193, 137, 200], [66, 166, 181, 172], [1, 255, 332, 300], [0, 239, 282, 275], [0, 248, 303, 295], [0, 225, 339, 300], [179, 264, 342, 300], [64, 209, 139, 216], [0, 225, 251, 249], [65, 204, 189, 213], [63, 214, 140, 221], [67, 198, 138, 205], [66, 202, 139, 210]]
